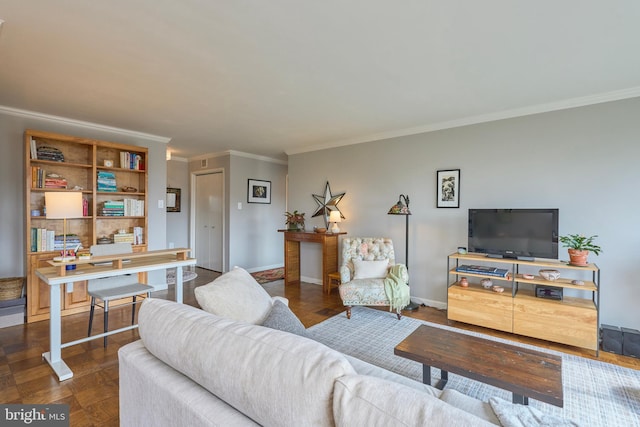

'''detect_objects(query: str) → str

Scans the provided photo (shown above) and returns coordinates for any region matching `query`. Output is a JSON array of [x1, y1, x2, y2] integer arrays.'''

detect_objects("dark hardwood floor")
[[1, 267, 638, 426]]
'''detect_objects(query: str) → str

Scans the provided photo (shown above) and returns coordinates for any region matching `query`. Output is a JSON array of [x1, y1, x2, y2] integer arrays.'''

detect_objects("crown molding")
[[285, 86, 640, 155], [189, 149, 287, 165], [167, 156, 189, 163], [0, 105, 171, 144]]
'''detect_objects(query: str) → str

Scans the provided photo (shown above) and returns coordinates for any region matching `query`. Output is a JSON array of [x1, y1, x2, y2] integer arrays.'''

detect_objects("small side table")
[[326, 272, 341, 294]]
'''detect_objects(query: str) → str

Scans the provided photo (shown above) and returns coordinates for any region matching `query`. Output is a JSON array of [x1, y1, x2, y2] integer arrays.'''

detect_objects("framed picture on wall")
[[247, 179, 271, 204], [436, 169, 460, 208], [166, 187, 181, 212]]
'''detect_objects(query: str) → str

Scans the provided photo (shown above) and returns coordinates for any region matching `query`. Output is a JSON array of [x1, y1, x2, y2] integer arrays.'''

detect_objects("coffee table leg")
[[422, 365, 448, 390], [422, 365, 431, 385], [513, 394, 529, 405], [435, 370, 448, 390]]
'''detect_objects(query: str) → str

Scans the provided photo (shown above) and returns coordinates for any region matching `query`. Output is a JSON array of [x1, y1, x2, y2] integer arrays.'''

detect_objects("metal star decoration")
[[312, 181, 345, 228]]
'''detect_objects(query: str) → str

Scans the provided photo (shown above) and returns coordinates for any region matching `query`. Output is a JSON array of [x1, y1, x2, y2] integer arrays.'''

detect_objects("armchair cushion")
[[353, 259, 389, 280]]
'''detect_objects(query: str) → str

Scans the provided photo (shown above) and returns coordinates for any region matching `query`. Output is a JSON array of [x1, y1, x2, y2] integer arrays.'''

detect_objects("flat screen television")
[[468, 209, 559, 260]]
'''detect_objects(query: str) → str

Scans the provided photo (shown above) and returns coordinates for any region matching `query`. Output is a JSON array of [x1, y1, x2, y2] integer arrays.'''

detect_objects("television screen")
[[468, 209, 559, 260]]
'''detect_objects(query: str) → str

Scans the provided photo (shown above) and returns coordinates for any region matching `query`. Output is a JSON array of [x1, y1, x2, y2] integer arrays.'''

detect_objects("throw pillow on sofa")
[[194, 266, 276, 324], [261, 300, 308, 337]]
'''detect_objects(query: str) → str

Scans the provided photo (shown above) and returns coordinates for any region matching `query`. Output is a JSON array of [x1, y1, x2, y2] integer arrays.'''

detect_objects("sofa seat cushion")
[[194, 266, 274, 324], [138, 299, 356, 427], [333, 374, 496, 427], [338, 278, 389, 306]]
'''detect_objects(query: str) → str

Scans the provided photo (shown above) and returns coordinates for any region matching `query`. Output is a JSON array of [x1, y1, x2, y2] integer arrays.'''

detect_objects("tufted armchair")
[[338, 237, 409, 319]]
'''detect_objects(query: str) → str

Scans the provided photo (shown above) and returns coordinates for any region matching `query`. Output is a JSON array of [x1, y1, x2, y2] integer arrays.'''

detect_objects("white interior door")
[[195, 172, 223, 271]]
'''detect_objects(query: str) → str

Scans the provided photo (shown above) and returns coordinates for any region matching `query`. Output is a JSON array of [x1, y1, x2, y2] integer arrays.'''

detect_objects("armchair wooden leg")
[[396, 312, 402, 320], [346, 306, 352, 319]]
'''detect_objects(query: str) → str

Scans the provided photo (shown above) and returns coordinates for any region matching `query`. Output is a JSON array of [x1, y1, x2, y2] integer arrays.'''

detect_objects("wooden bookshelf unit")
[[447, 253, 600, 353], [24, 130, 148, 323]]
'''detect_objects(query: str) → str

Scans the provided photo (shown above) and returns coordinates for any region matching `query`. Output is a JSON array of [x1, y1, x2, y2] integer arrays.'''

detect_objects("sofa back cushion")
[[138, 299, 356, 427], [333, 374, 495, 427], [194, 266, 273, 324]]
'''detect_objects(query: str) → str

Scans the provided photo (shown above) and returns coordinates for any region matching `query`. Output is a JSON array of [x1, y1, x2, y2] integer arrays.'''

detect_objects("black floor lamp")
[[388, 194, 419, 311]]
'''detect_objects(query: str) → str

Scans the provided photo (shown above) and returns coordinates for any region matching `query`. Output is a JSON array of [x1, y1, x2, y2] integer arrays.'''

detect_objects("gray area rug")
[[307, 307, 640, 427]]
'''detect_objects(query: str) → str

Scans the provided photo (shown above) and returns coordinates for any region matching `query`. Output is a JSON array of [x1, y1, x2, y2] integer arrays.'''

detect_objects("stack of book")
[[133, 226, 144, 245], [30, 228, 55, 252], [36, 146, 64, 162], [53, 234, 82, 252], [97, 171, 117, 192], [31, 167, 45, 188], [101, 200, 125, 216], [124, 198, 144, 216], [455, 264, 510, 278], [120, 152, 144, 170], [44, 173, 68, 189], [113, 232, 135, 243]]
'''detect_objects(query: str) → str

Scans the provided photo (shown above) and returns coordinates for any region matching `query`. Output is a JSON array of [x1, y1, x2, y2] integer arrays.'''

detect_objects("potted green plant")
[[558, 234, 602, 266], [284, 210, 305, 231]]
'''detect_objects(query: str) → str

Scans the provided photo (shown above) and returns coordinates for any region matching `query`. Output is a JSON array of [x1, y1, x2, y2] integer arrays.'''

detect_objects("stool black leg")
[[103, 300, 109, 347], [88, 297, 95, 336], [131, 296, 137, 325]]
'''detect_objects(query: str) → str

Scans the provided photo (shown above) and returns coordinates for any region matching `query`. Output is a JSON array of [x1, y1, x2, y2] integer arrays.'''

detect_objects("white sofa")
[[119, 298, 500, 426]]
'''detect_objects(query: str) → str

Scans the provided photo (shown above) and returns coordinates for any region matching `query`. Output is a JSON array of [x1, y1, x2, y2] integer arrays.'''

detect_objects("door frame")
[[190, 168, 226, 272]]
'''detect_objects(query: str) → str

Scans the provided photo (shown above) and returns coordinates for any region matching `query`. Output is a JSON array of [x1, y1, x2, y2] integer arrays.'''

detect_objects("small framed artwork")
[[166, 187, 181, 212], [436, 169, 460, 208], [247, 179, 271, 204]]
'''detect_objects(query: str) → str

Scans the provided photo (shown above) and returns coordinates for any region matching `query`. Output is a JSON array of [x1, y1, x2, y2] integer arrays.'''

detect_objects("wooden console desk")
[[36, 248, 196, 381], [278, 230, 346, 292]]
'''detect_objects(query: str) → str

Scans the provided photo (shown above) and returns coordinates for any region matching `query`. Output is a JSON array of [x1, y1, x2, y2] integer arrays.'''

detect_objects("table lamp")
[[329, 210, 342, 233], [388, 194, 418, 311], [45, 192, 84, 261]]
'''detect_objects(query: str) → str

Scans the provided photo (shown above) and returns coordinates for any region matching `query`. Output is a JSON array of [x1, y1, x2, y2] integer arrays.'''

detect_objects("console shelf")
[[447, 253, 600, 354]]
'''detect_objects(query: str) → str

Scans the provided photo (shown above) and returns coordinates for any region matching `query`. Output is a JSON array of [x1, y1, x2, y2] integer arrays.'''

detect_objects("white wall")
[[228, 154, 287, 272], [288, 97, 640, 329], [188, 153, 288, 273], [166, 158, 190, 249]]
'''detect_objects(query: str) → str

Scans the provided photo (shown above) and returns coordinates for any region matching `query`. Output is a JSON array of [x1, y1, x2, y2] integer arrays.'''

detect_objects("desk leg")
[[42, 283, 73, 381], [175, 266, 183, 304]]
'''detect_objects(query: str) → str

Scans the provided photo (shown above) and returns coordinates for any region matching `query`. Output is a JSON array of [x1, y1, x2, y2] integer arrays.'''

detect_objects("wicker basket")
[[0, 277, 24, 301]]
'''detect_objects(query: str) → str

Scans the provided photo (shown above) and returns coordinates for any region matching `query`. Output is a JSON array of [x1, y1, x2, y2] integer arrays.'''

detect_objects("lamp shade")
[[329, 210, 342, 223], [45, 192, 84, 219], [388, 195, 411, 215]]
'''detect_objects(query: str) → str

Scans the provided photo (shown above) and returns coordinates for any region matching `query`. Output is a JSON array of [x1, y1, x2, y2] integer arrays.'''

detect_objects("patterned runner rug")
[[308, 307, 640, 427], [251, 267, 284, 284]]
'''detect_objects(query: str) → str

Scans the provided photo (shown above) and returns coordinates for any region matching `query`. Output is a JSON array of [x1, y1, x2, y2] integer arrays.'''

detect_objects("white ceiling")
[[1, 1, 639, 160]]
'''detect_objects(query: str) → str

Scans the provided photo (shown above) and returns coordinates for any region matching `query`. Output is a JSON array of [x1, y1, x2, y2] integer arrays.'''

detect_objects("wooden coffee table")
[[394, 324, 563, 407]]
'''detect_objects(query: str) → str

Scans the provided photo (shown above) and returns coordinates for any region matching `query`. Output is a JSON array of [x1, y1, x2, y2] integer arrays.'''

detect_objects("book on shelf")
[[119, 152, 144, 170], [30, 138, 37, 160], [455, 264, 510, 277]]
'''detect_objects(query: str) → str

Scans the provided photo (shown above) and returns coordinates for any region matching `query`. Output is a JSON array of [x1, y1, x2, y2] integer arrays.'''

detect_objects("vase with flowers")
[[284, 210, 305, 231]]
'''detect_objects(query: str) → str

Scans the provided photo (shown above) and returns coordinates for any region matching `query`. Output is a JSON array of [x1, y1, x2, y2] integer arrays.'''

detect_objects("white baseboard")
[[410, 297, 447, 310], [301, 276, 322, 286]]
